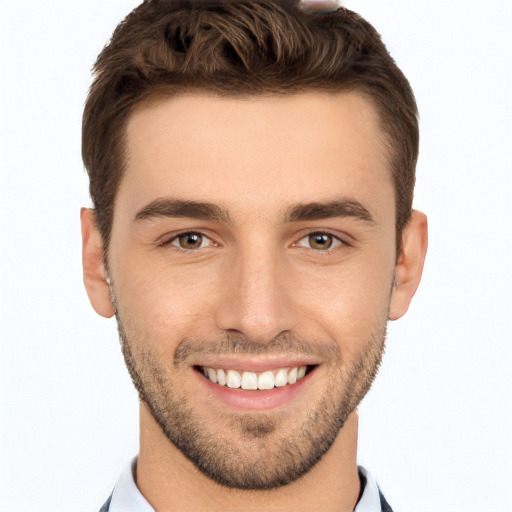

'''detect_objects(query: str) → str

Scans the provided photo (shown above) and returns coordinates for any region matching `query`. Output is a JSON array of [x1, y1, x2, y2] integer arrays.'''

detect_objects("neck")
[[136, 405, 361, 512]]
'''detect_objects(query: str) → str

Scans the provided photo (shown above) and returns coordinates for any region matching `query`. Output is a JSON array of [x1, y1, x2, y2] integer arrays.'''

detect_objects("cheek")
[[297, 259, 393, 352], [112, 253, 222, 345]]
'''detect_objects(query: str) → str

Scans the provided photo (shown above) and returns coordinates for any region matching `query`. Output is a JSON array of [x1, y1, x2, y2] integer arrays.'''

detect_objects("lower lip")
[[194, 367, 316, 411]]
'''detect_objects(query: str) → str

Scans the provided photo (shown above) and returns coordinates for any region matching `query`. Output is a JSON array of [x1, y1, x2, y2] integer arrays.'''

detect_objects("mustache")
[[173, 332, 341, 369]]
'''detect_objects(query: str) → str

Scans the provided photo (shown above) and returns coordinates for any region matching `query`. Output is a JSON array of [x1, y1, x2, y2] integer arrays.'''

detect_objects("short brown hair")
[[82, 0, 418, 251]]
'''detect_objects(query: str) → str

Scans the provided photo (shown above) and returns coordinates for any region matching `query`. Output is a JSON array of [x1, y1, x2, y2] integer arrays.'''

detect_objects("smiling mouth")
[[194, 365, 316, 390]]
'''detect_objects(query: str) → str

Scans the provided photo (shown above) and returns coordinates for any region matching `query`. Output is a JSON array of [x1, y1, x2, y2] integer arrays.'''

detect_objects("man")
[[81, 0, 427, 510]]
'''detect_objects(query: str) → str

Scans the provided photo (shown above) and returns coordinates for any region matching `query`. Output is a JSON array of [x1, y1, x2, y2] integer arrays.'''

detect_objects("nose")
[[214, 243, 299, 344]]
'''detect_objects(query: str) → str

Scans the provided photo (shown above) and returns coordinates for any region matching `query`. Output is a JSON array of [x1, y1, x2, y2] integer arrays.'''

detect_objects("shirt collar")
[[354, 465, 383, 512], [109, 458, 155, 512], [109, 458, 384, 512]]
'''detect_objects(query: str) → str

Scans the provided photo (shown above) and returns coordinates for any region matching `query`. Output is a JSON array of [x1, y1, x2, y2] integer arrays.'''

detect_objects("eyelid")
[[158, 230, 217, 251], [293, 230, 348, 252], [156, 229, 349, 253]]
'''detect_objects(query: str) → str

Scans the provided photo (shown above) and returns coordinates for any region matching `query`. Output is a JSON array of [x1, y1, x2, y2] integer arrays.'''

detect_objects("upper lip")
[[190, 355, 320, 372]]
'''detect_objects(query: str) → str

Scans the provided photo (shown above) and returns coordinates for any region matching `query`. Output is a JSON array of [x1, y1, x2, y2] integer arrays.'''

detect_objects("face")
[[88, 92, 411, 489]]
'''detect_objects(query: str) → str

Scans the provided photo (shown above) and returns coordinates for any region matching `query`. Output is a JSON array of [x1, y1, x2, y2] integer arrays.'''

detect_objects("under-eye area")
[[194, 365, 317, 390]]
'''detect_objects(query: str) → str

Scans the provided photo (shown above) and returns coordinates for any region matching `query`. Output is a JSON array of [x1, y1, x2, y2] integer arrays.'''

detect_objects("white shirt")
[[108, 458, 385, 512]]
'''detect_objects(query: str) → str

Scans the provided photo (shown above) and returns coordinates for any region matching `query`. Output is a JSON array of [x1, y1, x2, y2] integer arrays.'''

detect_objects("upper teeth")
[[201, 366, 308, 390]]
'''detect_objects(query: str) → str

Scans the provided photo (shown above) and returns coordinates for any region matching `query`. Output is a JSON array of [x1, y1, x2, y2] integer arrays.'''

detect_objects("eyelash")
[[158, 231, 216, 253], [158, 231, 348, 255], [293, 232, 347, 255]]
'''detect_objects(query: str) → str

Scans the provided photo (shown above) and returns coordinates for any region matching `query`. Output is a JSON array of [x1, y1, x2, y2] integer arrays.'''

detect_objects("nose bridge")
[[215, 239, 297, 342]]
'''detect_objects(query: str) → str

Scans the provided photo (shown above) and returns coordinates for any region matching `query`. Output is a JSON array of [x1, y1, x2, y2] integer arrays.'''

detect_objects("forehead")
[[119, 92, 393, 222]]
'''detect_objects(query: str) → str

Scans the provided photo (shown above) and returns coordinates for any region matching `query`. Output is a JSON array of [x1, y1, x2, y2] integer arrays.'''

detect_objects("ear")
[[80, 208, 115, 318], [388, 210, 428, 321]]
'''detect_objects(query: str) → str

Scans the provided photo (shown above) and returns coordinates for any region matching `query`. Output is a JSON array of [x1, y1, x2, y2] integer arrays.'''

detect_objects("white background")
[[1, 1, 511, 511]]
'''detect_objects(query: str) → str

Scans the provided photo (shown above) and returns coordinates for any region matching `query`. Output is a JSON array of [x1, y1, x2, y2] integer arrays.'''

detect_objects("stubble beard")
[[115, 312, 387, 491]]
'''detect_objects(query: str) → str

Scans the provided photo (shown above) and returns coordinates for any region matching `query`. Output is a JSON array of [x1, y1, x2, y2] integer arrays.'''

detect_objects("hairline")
[[101, 86, 408, 270]]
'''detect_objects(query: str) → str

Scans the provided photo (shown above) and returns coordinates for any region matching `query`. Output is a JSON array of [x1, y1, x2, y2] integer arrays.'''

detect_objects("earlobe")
[[388, 210, 428, 321], [80, 208, 115, 318]]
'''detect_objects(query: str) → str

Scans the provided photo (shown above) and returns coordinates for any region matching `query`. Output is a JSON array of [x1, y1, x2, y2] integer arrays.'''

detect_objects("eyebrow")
[[135, 198, 231, 223], [283, 199, 375, 224], [134, 197, 374, 225]]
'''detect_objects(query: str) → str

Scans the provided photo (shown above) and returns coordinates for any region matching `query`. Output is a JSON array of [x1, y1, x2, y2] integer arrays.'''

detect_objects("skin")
[[81, 92, 427, 511]]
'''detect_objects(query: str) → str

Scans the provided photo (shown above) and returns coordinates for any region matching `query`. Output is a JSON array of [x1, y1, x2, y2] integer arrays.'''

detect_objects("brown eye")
[[308, 233, 333, 250], [296, 232, 343, 251], [173, 233, 206, 250]]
